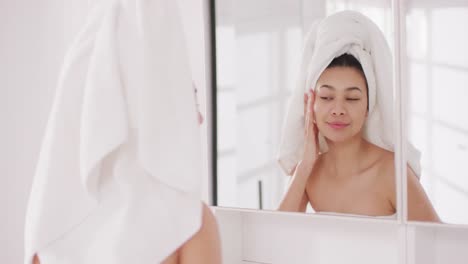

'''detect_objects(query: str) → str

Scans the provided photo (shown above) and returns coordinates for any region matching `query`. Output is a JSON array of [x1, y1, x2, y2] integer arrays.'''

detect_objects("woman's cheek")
[[313, 103, 327, 119]]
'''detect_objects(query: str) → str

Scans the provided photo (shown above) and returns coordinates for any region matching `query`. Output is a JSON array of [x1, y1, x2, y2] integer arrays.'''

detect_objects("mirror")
[[212, 0, 403, 218], [405, 0, 468, 224]]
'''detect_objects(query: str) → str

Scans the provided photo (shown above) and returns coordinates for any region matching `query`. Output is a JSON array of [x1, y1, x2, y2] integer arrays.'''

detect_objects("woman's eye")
[[320, 96, 333, 101], [346, 98, 360, 101]]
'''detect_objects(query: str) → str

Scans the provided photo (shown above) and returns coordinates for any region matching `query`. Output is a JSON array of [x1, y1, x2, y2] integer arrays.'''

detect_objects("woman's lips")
[[327, 122, 349, 129]]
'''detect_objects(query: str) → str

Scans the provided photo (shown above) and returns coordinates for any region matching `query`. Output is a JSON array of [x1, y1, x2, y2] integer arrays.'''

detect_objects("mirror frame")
[[208, 0, 218, 205]]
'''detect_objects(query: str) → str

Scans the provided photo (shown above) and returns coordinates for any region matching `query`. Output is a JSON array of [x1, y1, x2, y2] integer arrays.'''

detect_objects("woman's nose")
[[331, 102, 346, 116]]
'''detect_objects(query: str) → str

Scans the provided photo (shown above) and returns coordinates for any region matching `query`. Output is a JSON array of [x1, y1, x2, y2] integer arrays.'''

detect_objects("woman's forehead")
[[317, 67, 367, 91], [319, 84, 363, 93]]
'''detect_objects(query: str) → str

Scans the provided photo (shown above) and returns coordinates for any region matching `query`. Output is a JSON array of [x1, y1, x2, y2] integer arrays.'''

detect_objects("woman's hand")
[[298, 89, 319, 170], [278, 89, 320, 212]]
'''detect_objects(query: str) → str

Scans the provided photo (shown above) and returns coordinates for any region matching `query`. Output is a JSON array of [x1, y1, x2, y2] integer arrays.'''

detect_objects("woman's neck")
[[324, 136, 370, 179]]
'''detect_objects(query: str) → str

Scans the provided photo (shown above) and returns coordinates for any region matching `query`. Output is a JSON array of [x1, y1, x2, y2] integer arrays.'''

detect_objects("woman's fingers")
[[303, 92, 308, 117], [305, 90, 315, 138], [311, 92, 320, 147], [309, 91, 319, 145], [300, 89, 319, 165], [309, 90, 315, 121], [313, 123, 319, 141]]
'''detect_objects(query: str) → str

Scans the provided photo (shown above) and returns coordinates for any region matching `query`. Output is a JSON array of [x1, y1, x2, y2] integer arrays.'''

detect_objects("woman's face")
[[313, 66, 368, 143]]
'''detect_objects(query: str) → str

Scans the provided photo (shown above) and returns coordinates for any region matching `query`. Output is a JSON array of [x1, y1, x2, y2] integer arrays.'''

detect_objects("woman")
[[26, 0, 222, 263], [32, 99, 221, 264], [278, 53, 440, 222], [33, 206, 221, 264]]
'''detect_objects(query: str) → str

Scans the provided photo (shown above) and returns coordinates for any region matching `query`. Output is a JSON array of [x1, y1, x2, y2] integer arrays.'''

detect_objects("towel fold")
[[277, 10, 420, 177], [24, 1, 203, 263]]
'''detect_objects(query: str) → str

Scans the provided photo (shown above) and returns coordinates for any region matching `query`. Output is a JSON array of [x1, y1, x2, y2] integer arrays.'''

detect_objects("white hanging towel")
[[24, 0, 204, 263], [277, 10, 421, 177]]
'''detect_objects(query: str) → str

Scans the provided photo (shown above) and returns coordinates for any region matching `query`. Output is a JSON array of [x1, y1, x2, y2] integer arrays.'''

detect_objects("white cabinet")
[[213, 207, 468, 264]]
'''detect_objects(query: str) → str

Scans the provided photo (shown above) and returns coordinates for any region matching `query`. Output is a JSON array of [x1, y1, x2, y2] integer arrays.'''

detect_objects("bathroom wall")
[[1, 1, 87, 262]]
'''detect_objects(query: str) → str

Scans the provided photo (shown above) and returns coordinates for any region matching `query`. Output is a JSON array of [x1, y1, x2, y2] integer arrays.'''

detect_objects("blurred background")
[[215, 0, 394, 210]]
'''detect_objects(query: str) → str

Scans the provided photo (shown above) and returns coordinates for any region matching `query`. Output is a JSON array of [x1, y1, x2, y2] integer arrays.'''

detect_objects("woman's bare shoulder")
[[364, 145, 396, 201], [366, 144, 394, 172], [367, 145, 397, 210]]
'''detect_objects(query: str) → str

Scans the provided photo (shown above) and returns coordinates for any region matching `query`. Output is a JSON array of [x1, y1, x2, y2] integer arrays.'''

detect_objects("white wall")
[[405, 1, 468, 225], [1, 1, 87, 262], [1, 1, 210, 263]]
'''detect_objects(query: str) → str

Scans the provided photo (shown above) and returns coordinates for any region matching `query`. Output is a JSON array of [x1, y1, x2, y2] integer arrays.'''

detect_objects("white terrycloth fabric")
[[24, 0, 203, 263], [277, 10, 421, 176]]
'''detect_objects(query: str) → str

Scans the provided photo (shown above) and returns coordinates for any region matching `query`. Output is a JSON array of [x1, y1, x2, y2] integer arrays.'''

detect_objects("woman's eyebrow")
[[346, 87, 362, 92], [319, 84, 336, 91], [320, 84, 362, 92]]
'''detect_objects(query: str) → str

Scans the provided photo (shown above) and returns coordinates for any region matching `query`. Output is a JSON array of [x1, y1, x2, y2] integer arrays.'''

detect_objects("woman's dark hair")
[[326, 53, 369, 110]]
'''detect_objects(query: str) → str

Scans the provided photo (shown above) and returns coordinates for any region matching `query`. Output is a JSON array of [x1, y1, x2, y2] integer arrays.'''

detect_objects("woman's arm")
[[177, 204, 222, 264], [278, 164, 313, 212], [278, 90, 318, 212], [407, 166, 441, 222]]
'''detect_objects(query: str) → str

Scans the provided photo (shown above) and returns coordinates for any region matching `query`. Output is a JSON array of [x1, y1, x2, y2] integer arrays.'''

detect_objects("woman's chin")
[[324, 136, 350, 144], [322, 131, 359, 144]]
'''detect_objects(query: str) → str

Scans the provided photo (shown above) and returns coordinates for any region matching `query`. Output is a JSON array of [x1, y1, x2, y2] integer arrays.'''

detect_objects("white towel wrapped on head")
[[277, 10, 420, 177], [24, 1, 203, 263]]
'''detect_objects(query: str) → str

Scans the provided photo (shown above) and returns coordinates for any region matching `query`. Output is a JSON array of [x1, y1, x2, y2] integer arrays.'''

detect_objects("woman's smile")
[[327, 121, 350, 129]]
